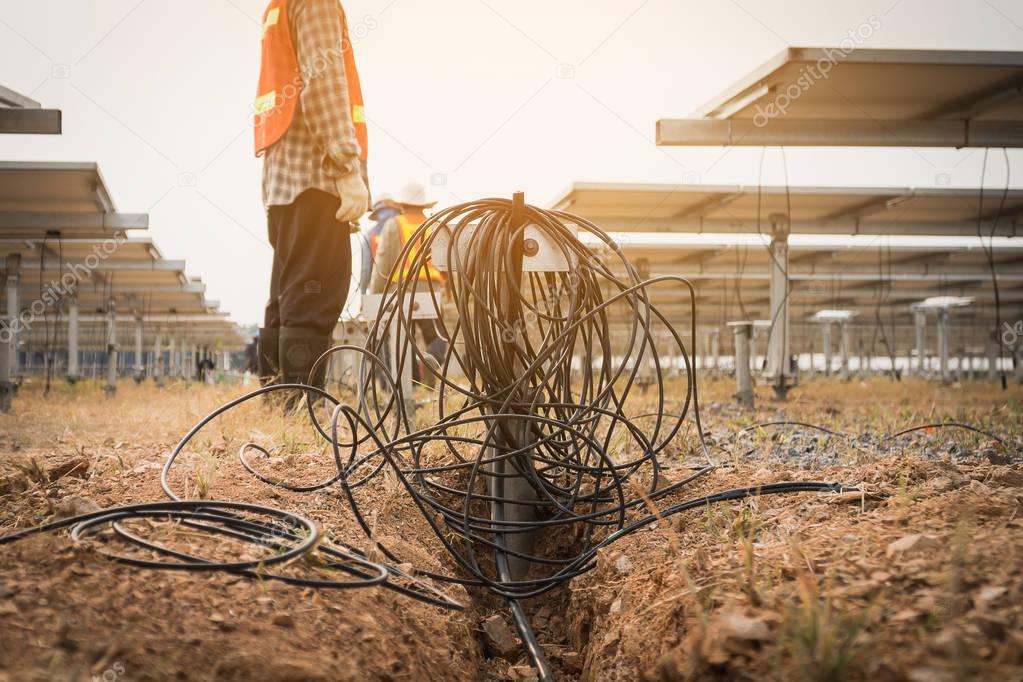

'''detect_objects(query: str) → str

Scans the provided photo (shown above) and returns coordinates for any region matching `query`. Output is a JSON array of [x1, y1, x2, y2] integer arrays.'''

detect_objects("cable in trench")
[[2, 198, 865, 680]]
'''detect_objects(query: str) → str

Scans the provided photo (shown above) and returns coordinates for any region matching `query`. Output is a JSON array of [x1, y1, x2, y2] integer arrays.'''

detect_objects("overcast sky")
[[1, 0, 1021, 324]]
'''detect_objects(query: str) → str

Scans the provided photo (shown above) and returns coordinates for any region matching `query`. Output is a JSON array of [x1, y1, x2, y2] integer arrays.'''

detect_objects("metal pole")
[[153, 332, 164, 386], [168, 337, 177, 379], [67, 297, 80, 382], [488, 191, 537, 581], [730, 322, 754, 408], [766, 214, 790, 398], [0, 327, 9, 412], [839, 320, 850, 381], [133, 316, 144, 382], [387, 310, 415, 417], [709, 328, 720, 377], [987, 332, 999, 380], [750, 326, 760, 374], [105, 299, 118, 395], [183, 342, 190, 382], [5, 254, 20, 386], [937, 308, 950, 383], [913, 311, 926, 377], [176, 339, 183, 379], [0, 257, 15, 411], [821, 322, 832, 377]]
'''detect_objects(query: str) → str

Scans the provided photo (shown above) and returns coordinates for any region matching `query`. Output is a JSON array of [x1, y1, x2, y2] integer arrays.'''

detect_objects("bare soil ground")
[[1, 376, 1021, 681]]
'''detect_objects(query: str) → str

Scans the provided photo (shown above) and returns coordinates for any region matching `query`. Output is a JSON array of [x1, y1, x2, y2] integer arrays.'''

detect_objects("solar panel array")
[[0, 156, 246, 392]]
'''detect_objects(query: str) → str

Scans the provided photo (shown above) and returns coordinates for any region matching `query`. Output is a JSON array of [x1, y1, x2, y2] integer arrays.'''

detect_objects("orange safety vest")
[[391, 214, 444, 284], [253, 0, 368, 160]]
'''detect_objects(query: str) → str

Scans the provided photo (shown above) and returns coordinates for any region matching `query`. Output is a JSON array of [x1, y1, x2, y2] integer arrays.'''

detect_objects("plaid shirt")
[[261, 0, 363, 209]]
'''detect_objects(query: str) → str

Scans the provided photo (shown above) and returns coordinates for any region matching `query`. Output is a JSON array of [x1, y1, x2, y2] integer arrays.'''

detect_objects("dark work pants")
[[264, 189, 353, 334]]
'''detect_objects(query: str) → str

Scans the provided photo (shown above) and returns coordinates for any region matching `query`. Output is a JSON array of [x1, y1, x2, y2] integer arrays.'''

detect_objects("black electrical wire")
[[884, 421, 1006, 446], [307, 198, 856, 676], [740, 420, 848, 439], [977, 148, 1011, 391], [2, 198, 866, 680]]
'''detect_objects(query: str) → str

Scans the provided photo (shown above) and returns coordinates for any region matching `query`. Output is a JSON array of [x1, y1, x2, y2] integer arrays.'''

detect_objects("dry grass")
[[0, 375, 1020, 681]]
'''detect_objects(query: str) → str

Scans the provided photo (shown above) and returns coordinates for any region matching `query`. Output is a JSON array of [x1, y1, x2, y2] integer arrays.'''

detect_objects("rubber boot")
[[279, 327, 331, 412], [257, 327, 280, 386]]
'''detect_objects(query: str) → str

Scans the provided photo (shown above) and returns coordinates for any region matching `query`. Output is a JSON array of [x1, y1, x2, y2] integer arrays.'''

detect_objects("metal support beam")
[[766, 214, 791, 398], [0, 211, 148, 231], [821, 322, 833, 377], [0, 108, 62, 135], [22, 259, 186, 273], [0, 256, 16, 411], [169, 338, 178, 378], [729, 322, 754, 408], [331, 320, 367, 391], [709, 328, 720, 377], [590, 214, 1021, 237], [133, 317, 145, 382], [987, 333, 999, 380], [105, 299, 118, 395], [750, 326, 761, 374], [67, 298, 80, 382], [656, 118, 1023, 148], [0, 323, 10, 412], [5, 254, 21, 385], [489, 192, 536, 581], [914, 311, 927, 377], [937, 309, 951, 383], [838, 320, 851, 382], [153, 332, 164, 386], [185, 343, 194, 382]]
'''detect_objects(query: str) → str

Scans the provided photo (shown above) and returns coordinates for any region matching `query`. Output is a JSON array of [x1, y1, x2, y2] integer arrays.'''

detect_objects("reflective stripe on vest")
[[253, 0, 368, 161], [390, 214, 444, 284]]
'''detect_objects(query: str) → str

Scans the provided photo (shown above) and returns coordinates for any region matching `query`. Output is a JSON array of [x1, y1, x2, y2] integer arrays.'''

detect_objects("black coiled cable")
[[2, 198, 856, 681]]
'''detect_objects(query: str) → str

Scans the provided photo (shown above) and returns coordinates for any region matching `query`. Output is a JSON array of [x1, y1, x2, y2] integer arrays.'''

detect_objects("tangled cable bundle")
[[302, 200, 857, 595], [2, 196, 858, 681], [343, 196, 715, 595]]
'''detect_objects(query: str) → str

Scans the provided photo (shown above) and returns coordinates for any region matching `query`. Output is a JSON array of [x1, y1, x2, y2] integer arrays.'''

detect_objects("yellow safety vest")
[[391, 214, 444, 284]]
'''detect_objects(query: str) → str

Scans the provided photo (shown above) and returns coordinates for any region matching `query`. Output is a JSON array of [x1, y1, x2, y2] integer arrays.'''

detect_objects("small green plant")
[[781, 574, 864, 682], [13, 457, 47, 484], [193, 452, 217, 499]]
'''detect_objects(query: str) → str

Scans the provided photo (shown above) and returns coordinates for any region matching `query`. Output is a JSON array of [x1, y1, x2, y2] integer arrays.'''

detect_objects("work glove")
[[334, 169, 369, 226]]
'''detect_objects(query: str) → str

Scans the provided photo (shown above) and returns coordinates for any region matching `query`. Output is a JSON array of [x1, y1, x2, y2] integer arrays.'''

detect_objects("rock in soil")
[[482, 614, 521, 660]]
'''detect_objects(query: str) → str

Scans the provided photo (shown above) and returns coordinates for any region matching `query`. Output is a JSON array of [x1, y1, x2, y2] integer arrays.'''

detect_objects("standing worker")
[[254, 0, 370, 401], [371, 183, 447, 384]]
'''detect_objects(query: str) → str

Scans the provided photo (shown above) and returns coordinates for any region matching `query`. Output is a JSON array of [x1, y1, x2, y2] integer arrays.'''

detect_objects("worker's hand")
[[334, 170, 369, 225]]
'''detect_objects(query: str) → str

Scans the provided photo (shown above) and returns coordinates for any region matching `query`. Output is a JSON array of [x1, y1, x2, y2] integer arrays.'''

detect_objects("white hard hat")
[[395, 182, 436, 209]]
